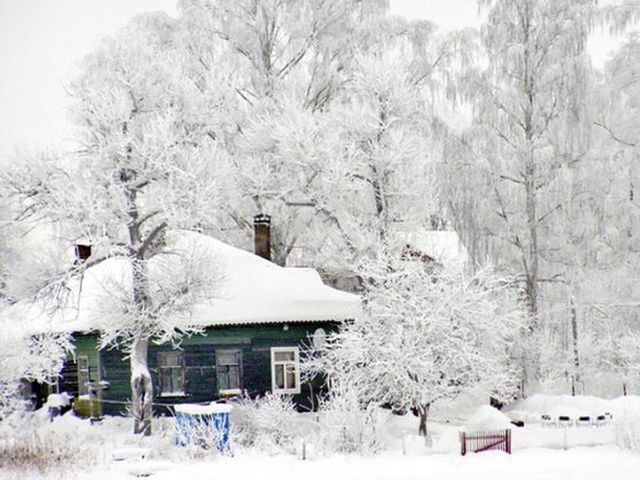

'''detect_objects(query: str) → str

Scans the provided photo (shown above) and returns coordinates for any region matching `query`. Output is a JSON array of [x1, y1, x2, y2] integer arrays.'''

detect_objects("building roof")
[[2, 231, 361, 335], [399, 229, 469, 270]]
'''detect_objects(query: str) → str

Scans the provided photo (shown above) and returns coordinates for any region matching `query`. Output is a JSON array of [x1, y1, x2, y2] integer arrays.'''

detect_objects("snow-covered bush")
[[0, 411, 98, 473], [174, 416, 228, 459], [314, 383, 384, 455], [231, 393, 298, 454], [310, 259, 525, 438], [0, 324, 71, 417], [614, 396, 640, 451]]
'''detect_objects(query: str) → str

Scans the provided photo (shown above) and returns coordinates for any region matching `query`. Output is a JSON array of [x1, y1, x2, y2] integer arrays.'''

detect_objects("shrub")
[[614, 398, 640, 451], [314, 384, 384, 455], [231, 393, 298, 454], [0, 410, 98, 473]]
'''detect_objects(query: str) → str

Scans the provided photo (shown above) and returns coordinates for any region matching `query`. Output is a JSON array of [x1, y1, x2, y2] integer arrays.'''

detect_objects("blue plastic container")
[[173, 403, 233, 452]]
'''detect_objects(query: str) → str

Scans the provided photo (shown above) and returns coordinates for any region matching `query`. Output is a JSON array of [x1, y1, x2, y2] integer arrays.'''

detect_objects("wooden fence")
[[460, 429, 511, 455]]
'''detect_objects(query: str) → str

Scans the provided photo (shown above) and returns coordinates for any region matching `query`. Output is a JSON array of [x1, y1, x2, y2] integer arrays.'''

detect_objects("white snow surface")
[[4, 401, 640, 480], [464, 405, 513, 432], [173, 402, 233, 415], [44, 393, 72, 408], [507, 394, 639, 424], [0, 231, 361, 334], [398, 229, 469, 269]]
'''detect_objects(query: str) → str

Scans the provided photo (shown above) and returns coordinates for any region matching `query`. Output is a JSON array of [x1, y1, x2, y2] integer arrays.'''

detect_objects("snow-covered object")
[[509, 394, 611, 423], [174, 403, 233, 415], [45, 393, 72, 409], [397, 229, 469, 270], [612, 396, 640, 451], [0, 230, 361, 334], [464, 406, 513, 432]]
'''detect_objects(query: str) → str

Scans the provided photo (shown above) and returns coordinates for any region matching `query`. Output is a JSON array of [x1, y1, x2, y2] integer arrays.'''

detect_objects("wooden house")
[[9, 217, 361, 415]]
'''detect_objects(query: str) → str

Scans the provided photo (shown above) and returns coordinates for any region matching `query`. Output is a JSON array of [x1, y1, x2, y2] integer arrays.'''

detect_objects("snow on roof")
[[1, 231, 361, 335], [399, 230, 469, 269]]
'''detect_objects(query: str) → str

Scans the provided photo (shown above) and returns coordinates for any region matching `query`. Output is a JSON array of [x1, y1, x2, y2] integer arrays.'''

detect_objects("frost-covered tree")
[[448, 1, 612, 393], [309, 257, 524, 437], [467, 0, 599, 319], [61, 14, 226, 435], [301, 18, 473, 275], [1, 14, 228, 435], [174, 0, 384, 265], [0, 320, 71, 417]]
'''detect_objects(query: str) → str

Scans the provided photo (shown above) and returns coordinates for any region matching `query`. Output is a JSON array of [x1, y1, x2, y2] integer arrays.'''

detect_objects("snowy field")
[[3, 394, 640, 480], [18, 446, 638, 480]]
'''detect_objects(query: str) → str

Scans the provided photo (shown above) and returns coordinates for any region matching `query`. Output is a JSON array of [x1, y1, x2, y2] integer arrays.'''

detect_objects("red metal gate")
[[460, 429, 512, 455]]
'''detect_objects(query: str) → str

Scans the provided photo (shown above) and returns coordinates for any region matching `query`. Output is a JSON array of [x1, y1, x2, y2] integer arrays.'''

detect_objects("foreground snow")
[[7, 445, 640, 480], [3, 394, 640, 480]]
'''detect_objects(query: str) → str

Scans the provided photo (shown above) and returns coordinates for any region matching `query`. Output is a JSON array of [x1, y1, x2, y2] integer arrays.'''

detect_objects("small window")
[[271, 347, 301, 394], [158, 351, 185, 397], [77, 356, 90, 395], [216, 349, 242, 392]]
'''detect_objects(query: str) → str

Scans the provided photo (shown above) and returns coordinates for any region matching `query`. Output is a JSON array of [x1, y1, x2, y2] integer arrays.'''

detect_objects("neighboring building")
[[320, 228, 470, 294], [6, 218, 361, 415], [400, 229, 470, 272]]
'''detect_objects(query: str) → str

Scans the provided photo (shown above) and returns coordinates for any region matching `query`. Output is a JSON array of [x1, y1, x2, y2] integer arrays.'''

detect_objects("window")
[[270, 347, 301, 394], [77, 356, 90, 395], [216, 349, 242, 393], [158, 351, 185, 396]]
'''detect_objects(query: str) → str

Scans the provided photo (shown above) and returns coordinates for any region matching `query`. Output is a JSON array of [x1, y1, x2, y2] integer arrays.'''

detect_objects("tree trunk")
[[417, 403, 430, 437], [623, 382, 628, 396], [570, 297, 581, 396], [130, 337, 153, 436]]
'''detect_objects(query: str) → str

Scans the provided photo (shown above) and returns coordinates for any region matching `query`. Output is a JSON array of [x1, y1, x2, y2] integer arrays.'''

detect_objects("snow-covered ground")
[[13, 446, 633, 480], [3, 395, 640, 480]]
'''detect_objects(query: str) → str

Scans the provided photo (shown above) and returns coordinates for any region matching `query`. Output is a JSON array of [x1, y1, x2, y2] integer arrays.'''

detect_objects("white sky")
[[0, 0, 624, 158]]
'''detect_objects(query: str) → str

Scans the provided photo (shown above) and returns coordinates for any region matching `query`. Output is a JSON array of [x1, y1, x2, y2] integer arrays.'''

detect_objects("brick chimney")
[[253, 214, 271, 261], [74, 244, 92, 264]]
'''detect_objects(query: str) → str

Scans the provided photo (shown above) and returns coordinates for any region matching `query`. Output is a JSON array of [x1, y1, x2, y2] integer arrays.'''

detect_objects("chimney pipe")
[[75, 244, 92, 264], [253, 214, 271, 261]]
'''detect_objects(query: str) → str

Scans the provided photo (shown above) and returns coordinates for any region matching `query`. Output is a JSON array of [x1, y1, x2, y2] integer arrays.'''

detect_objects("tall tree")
[[175, 0, 385, 265], [454, 0, 603, 390], [51, 13, 223, 434]]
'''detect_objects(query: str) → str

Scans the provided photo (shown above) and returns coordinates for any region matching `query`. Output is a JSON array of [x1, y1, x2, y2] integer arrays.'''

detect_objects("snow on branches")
[[308, 256, 525, 436]]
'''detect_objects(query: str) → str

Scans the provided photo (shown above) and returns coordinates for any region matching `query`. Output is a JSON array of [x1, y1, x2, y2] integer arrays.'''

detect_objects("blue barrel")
[[173, 403, 233, 452]]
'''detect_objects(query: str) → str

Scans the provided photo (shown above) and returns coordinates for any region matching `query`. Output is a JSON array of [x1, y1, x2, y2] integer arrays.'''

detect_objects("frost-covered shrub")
[[174, 416, 228, 459], [231, 393, 298, 453], [0, 327, 71, 418], [315, 385, 384, 455], [0, 411, 98, 473], [614, 397, 640, 451]]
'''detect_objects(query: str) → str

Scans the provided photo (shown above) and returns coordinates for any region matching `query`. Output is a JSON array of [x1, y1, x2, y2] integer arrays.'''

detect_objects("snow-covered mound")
[[507, 394, 640, 424], [610, 395, 640, 414], [464, 406, 512, 432]]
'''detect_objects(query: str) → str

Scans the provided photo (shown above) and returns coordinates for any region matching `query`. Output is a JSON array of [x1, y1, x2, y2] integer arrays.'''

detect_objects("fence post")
[[460, 432, 467, 456], [506, 429, 511, 454]]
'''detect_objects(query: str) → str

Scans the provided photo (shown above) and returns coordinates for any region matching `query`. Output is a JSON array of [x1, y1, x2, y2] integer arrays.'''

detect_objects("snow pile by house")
[[0, 230, 362, 334], [464, 406, 512, 432]]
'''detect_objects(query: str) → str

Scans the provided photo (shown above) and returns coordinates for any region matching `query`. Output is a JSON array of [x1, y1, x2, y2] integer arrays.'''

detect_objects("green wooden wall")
[[91, 322, 335, 416]]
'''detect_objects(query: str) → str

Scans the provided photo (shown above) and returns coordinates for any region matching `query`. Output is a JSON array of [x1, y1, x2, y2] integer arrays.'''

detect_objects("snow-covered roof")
[[400, 230, 469, 270], [1, 231, 361, 335]]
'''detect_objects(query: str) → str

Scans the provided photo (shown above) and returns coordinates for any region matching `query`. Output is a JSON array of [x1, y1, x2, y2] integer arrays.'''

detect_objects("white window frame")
[[77, 355, 90, 396], [158, 351, 186, 397], [270, 347, 301, 394]]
